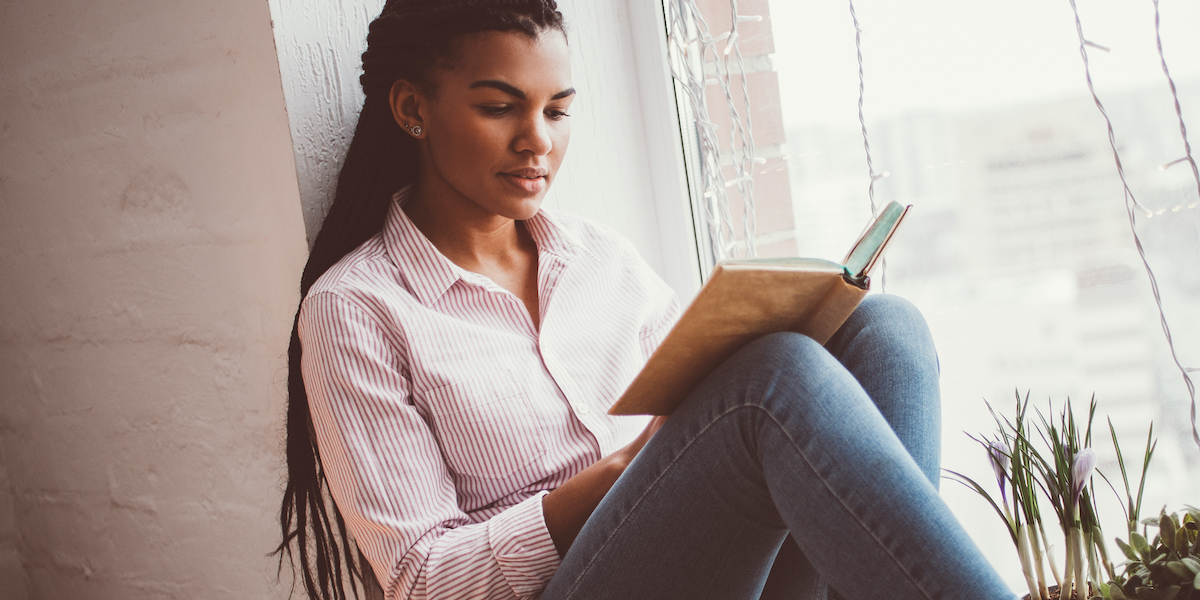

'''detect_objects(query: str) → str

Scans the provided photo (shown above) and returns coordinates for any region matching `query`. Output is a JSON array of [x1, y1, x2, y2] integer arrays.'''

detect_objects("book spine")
[[796, 279, 869, 345]]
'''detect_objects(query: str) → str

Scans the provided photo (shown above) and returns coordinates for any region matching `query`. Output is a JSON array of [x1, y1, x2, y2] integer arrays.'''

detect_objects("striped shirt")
[[299, 187, 680, 600]]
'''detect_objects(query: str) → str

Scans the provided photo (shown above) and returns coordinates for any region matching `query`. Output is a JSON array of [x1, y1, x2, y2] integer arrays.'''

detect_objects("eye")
[[546, 110, 571, 121], [479, 105, 512, 117]]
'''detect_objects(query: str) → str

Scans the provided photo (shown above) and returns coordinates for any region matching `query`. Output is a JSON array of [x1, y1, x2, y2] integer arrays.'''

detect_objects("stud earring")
[[406, 124, 423, 137]]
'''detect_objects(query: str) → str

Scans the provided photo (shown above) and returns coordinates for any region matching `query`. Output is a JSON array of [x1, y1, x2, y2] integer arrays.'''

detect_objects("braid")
[[276, 2, 565, 599], [360, 0, 562, 98]]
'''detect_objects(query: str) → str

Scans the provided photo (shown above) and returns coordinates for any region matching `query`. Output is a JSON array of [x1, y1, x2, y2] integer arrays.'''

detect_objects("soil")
[[1021, 584, 1098, 600]]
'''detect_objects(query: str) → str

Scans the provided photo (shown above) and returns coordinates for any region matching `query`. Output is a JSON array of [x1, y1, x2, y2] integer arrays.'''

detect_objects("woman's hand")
[[542, 415, 668, 557], [612, 415, 668, 468]]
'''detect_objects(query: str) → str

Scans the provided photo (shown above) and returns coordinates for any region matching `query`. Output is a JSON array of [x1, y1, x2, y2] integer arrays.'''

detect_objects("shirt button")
[[575, 404, 590, 416]]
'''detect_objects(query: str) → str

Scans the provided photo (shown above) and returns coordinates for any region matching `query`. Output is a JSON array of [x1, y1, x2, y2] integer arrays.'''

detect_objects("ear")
[[389, 79, 426, 137]]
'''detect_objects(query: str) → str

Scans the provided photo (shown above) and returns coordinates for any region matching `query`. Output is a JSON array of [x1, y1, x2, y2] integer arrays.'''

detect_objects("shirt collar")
[[524, 204, 586, 263], [382, 186, 587, 307]]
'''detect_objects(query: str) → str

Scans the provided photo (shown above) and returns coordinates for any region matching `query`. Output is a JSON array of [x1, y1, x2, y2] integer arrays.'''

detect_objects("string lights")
[[847, 0, 888, 290], [667, 0, 759, 263], [1068, 0, 1199, 450], [1153, 0, 1200, 202]]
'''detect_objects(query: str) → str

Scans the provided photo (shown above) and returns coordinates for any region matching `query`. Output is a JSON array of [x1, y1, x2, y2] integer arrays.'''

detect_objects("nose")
[[513, 111, 553, 156]]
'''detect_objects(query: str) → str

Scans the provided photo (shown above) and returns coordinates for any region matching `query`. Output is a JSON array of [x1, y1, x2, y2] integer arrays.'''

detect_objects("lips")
[[502, 166, 548, 178], [499, 167, 549, 194]]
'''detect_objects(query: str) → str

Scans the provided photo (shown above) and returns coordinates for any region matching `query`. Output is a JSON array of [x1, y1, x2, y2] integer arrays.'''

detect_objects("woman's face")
[[404, 28, 574, 221]]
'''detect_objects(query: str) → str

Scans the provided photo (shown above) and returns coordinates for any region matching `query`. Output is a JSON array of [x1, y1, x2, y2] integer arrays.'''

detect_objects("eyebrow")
[[468, 79, 576, 101]]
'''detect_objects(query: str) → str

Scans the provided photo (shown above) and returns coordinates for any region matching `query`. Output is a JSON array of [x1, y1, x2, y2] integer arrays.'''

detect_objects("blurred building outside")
[[786, 81, 1200, 586]]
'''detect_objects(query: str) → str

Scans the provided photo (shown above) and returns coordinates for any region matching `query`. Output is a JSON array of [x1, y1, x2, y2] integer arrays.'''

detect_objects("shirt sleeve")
[[640, 292, 680, 360], [623, 246, 681, 360], [299, 291, 561, 600]]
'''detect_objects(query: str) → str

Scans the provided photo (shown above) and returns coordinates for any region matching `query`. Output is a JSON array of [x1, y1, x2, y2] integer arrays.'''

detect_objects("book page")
[[841, 202, 910, 278]]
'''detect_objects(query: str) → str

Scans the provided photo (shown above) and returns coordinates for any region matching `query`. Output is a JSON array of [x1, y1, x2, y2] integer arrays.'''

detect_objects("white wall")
[[544, 0, 666, 271], [267, 0, 383, 247], [0, 0, 308, 597]]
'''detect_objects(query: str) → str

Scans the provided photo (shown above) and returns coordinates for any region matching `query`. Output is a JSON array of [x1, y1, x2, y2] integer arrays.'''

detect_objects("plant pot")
[[1021, 584, 1098, 600]]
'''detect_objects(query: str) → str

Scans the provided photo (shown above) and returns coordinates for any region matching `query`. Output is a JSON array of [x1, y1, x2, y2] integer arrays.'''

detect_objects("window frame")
[[626, 0, 707, 302]]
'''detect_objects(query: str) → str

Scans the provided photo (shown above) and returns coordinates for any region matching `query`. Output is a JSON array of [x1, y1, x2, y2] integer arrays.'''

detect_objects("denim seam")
[[559, 403, 763, 598], [754, 405, 937, 600], [559, 401, 937, 600], [554, 415, 720, 597], [559, 400, 916, 600]]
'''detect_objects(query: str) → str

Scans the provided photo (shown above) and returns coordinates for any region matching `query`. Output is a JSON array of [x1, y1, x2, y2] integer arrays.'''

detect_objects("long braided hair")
[[276, 2, 564, 598]]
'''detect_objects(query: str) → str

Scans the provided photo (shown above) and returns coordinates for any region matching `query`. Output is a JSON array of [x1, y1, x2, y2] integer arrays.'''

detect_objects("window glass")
[[763, 0, 1199, 585]]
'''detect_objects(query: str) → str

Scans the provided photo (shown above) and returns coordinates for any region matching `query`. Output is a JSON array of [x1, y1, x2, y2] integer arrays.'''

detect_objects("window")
[[685, 0, 1200, 587]]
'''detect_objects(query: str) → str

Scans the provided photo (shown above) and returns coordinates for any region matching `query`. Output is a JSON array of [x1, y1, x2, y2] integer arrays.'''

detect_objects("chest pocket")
[[426, 371, 547, 480]]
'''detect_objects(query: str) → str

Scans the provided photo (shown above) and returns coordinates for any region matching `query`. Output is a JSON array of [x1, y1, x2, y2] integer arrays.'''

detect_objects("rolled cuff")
[[488, 491, 561, 598]]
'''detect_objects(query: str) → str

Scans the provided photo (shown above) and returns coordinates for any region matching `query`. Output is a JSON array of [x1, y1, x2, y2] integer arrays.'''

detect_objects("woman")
[[277, 1, 1016, 599]]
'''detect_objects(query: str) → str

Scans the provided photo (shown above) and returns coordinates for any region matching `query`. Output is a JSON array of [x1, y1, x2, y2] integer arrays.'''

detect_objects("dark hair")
[[276, 2, 565, 599]]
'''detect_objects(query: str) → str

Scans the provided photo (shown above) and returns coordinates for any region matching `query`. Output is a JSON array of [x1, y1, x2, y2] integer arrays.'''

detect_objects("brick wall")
[[693, 0, 797, 257]]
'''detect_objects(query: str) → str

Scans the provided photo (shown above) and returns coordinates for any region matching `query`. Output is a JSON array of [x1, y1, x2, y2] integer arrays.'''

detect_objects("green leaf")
[[1180, 557, 1200, 574], [1166, 561, 1191, 580], [1125, 576, 1143, 598], [1133, 532, 1153, 561], [1194, 570, 1200, 591], [1134, 587, 1179, 600], [1118, 538, 1140, 561], [1175, 527, 1188, 558], [1185, 506, 1200, 529], [942, 469, 1018, 545], [1109, 583, 1128, 600], [1161, 515, 1176, 553]]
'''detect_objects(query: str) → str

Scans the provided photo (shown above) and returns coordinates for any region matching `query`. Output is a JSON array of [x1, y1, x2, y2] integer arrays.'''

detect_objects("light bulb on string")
[[1160, 157, 1189, 170]]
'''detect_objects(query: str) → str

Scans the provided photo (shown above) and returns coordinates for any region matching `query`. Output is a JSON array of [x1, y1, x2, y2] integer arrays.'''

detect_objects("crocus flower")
[[1070, 447, 1096, 506], [988, 439, 1011, 503]]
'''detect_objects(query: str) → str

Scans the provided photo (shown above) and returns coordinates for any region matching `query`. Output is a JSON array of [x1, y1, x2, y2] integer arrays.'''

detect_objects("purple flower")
[[988, 440, 1011, 502], [1071, 448, 1096, 505]]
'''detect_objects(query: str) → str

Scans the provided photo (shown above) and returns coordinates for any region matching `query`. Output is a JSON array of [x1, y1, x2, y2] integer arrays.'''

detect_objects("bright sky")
[[767, 0, 1200, 129]]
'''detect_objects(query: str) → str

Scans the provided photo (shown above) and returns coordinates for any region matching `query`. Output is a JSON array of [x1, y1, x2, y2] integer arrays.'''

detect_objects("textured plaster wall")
[[267, 0, 383, 247], [0, 444, 25, 598], [0, 0, 308, 597], [269, 0, 669, 274]]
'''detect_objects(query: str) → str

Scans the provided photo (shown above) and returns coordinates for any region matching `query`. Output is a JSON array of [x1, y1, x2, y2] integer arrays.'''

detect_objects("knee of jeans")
[[851, 295, 937, 365], [856, 294, 924, 330], [727, 332, 835, 399], [738, 331, 824, 367]]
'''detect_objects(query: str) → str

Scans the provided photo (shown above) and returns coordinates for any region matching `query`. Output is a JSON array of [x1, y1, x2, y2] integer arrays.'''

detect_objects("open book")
[[608, 201, 911, 416]]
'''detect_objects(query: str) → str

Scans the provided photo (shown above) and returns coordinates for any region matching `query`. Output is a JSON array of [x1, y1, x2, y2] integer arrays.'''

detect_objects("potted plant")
[[1106, 507, 1200, 600], [945, 391, 1190, 600]]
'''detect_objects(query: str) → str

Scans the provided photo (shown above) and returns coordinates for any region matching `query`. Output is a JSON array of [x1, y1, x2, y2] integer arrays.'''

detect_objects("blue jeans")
[[540, 295, 1014, 600]]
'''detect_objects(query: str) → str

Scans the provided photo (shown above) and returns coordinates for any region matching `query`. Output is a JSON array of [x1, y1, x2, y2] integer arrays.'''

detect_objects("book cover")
[[608, 201, 910, 416]]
